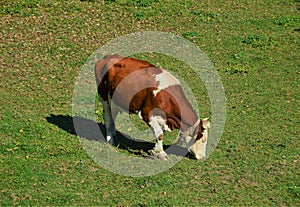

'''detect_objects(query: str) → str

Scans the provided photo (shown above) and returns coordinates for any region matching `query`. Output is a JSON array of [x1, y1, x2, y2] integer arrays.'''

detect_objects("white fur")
[[149, 116, 164, 139], [148, 116, 169, 160], [155, 115, 171, 132], [154, 140, 164, 153], [153, 70, 180, 96], [138, 111, 143, 119], [189, 138, 207, 160], [188, 118, 210, 160]]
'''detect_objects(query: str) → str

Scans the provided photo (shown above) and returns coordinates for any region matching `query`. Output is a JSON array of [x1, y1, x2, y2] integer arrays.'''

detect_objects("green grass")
[[1, 0, 299, 205]]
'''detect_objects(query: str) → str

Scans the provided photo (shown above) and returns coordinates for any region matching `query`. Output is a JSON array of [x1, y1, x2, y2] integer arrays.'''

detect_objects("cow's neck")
[[180, 118, 200, 138], [166, 108, 199, 133], [180, 105, 199, 132]]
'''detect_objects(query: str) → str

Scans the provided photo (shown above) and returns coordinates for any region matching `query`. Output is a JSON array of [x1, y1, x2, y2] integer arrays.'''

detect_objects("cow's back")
[[95, 54, 155, 103]]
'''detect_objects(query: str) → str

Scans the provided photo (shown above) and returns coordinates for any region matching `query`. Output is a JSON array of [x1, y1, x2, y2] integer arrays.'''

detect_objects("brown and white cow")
[[95, 54, 210, 160]]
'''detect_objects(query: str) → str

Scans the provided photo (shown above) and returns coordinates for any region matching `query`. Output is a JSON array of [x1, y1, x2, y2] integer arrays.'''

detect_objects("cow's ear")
[[202, 118, 210, 129]]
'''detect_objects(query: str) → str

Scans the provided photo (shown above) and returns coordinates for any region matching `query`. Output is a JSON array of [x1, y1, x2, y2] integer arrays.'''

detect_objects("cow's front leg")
[[102, 100, 116, 144], [148, 116, 169, 160]]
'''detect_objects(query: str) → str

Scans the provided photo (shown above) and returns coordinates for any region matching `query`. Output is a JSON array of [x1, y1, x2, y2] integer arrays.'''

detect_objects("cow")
[[95, 54, 210, 160]]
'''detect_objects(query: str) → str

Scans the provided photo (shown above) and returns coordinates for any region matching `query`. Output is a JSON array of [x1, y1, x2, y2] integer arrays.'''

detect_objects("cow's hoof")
[[107, 135, 116, 146], [108, 140, 115, 146], [149, 150, 169, 160], [157, 151, 169, 160], [176, 137, 185, 146]]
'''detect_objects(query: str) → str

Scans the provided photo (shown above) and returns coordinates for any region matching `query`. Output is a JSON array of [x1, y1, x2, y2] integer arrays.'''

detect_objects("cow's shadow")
[[46, 114, 191, 158]]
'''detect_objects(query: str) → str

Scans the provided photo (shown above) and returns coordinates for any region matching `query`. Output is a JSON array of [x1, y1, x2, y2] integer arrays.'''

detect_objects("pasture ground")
[[0, 0, 299, 205]]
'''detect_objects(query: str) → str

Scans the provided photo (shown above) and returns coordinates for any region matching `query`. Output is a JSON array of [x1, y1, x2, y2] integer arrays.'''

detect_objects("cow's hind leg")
[[102, 100, 116, 144], [148, 116, 169, 160]]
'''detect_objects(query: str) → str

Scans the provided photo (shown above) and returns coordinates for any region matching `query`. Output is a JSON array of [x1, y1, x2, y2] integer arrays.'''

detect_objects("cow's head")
[[183, 118, 210, 160]]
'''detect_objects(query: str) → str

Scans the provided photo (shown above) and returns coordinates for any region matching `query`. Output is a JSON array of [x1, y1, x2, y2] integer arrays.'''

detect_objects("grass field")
[[1, 0, 299, 205]]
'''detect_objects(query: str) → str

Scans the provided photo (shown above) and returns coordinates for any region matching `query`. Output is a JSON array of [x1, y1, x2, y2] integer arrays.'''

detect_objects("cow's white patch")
[[149, 115, 169, 160], [153, 70, 180, 96], [189, 138, 207, 160], [149, 116, 164, 139], [138, 111, 143, 119], [156, 115, 171, 132], [202, 117, 210, 130], [189, 118, 210, 160], [154, 140, 164, 153], [106, 135, 113, 143], [149, 115, 170, 134]]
